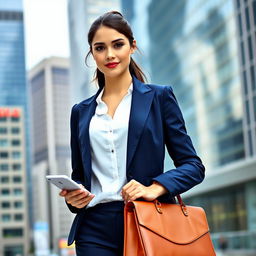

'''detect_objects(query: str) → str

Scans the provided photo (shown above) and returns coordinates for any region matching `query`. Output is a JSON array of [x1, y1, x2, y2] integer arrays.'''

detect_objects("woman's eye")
[[95, 46, 104, 51], [114, 42, 124, 48]]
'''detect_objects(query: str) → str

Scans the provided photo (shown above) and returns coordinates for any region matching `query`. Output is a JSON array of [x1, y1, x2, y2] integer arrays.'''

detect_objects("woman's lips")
[[105, 62, 119, 68]]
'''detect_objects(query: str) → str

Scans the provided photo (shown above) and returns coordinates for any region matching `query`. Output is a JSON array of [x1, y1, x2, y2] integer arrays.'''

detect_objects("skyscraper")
[[68, 0, 120, 103], [0, 0, 31, 255], [29, 57, 74, 255], [235, 0, 256, 157], [122, 0, 256, 252]]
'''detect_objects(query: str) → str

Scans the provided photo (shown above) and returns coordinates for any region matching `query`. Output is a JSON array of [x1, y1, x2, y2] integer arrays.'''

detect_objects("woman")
[[60, 10, 205, 256]]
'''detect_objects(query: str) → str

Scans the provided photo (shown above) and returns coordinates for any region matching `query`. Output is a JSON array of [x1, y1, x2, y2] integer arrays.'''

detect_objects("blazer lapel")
[[78, 77, 155, 185], [126, 76, 155, 172]]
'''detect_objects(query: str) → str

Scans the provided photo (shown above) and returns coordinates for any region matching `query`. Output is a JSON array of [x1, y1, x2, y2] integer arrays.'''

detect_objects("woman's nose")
[[106, 48, 115, 60]]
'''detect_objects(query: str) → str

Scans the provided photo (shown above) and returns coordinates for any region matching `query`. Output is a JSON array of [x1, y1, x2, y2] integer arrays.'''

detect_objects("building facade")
[[235, 0, 256, 157], [29, 57, 74, 255], [0, 107, 29, 256], [0, 0, 31, 255], [67, 0, 120, 104], [122, 0, 256, 252]]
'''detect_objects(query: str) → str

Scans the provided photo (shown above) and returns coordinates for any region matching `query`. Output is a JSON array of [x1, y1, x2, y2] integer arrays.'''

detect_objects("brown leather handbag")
[[123, 195, 216, 256]]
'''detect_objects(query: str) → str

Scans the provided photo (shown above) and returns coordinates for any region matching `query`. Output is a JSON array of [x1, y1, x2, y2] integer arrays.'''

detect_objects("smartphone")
[[46, 175, 90, 193]]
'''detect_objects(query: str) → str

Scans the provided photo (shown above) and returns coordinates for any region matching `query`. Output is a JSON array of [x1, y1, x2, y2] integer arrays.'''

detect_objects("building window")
[[11, 117, 20, 122], [11, 139, 20, 146], [248, 130, 253, 156], [13, 163, 22, 171], [238, 13, 242, 36], [0, 152, 9, 158], [0, 10, 23, 21], [3, 228, 23, 238], [187, 185, 247, 233], [12, 151, 21, 159], [0, 139, 8, 147], [251, 66, 255, 91], [240, 42, 245, 66], [2, 214, 11, 222], [0, 127, 7, 134], [1, 189, 10, 195], [0, 163, 9, 171], [243, 71, 248, 95], [14, 214, 23, 221], [11, 127, 20, 134], [4, 245, 23, 256], [1, 176, 9, 183], [245, 7, 250, 30], [253, 1, 256, 26], [253, 95, 256, 121], [0, 117, 7, 122], [13, 176, 22, 183], [248, 36, 253, 61], [13, 188, 22, 195], [1, 201, 10, 208], [14, 201, 23, 208], [246, 100, 250, 125]]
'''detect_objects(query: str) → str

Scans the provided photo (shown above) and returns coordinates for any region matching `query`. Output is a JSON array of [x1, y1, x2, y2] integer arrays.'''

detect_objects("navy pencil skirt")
[[75, 201, 125, 256]]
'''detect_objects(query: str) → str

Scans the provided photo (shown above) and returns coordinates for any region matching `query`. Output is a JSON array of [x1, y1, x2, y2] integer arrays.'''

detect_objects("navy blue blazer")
[[67, 75, 205, 245]]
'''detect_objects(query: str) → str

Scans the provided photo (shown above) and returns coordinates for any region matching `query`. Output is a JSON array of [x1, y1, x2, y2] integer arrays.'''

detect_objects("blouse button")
[[111, 149, 114, 153]]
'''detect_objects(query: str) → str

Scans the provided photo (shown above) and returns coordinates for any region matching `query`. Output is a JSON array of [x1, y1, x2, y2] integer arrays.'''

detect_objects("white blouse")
[[87, 83, 133, 207]]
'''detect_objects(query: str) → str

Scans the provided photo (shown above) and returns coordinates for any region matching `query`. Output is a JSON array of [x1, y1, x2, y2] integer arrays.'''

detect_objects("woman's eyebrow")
[[93, 38, 124, 46]]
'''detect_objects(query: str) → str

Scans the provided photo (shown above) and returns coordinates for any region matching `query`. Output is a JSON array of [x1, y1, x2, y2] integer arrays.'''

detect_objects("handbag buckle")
[[154, 200, 163, 214]]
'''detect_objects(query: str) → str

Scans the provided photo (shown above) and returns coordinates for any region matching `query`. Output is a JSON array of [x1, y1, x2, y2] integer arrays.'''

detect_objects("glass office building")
[[0, 0, 31, 255], [235, 0, 256, 157], [29, 57, 73, 255], [127, 0, 245, 170], [122, 0, 256, 252], [0, 0, 27, 106]]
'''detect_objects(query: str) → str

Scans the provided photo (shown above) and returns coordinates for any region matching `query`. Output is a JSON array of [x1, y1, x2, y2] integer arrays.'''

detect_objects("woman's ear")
[[131, 40, 137, 54]]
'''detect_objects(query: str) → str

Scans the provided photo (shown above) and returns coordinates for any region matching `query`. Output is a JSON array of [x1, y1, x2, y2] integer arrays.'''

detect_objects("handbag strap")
[[176, 195, 188, 216]]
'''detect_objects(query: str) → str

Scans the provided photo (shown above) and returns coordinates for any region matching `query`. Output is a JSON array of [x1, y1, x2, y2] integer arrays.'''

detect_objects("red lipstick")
[[105, 62, 119, 68]]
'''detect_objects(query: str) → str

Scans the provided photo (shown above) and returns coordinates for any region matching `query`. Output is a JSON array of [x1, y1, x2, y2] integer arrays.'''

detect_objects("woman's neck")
[[104, 71, 132, 95]]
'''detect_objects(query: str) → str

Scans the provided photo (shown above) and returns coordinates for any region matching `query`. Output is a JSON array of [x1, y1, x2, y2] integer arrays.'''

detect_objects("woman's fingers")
[[75, 194, 95, 208], [122, 179, 166, 202], [64, 189, 94, 208], [59, 189, 67, 197], [66, 191, 86, 204], [121, 179, 146, 202]]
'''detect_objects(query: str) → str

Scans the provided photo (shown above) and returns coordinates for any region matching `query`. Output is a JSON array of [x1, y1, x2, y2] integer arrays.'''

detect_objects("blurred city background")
[[0, 0, 255, 255]]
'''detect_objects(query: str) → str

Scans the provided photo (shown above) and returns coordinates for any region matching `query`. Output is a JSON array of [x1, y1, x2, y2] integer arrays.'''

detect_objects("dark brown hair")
[[85, 11, 146, 88]]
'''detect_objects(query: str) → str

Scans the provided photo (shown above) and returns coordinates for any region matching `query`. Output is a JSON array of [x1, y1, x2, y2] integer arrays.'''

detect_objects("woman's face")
[[91, 26, 136, 79]]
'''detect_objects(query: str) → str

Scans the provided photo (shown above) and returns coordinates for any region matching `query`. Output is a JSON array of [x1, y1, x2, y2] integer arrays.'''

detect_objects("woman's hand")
[[59, 184, 95, 209], [121, 179, 167, 203]]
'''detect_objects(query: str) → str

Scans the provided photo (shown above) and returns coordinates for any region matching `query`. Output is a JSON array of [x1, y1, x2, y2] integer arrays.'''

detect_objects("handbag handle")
[[176, 194, 188, 216], [154, 195, 188, 217]]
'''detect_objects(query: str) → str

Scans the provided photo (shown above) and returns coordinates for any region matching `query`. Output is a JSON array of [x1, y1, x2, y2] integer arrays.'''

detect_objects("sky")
[[23, 0, 69, 70]]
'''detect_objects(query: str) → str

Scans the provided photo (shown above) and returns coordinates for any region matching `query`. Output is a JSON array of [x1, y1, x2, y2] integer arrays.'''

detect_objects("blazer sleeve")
[[66, 104, 85, 213], [152, 86, 205, 197]]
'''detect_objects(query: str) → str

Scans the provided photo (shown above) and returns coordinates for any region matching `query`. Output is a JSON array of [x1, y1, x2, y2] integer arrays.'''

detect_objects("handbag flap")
[[132, 201, 210, 245]]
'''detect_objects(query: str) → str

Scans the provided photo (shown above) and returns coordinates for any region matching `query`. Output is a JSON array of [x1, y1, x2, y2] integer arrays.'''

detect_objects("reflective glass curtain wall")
[[0, 0, 31, 246], [235, 0, 256, 157], [123, 0, 245, 171]]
